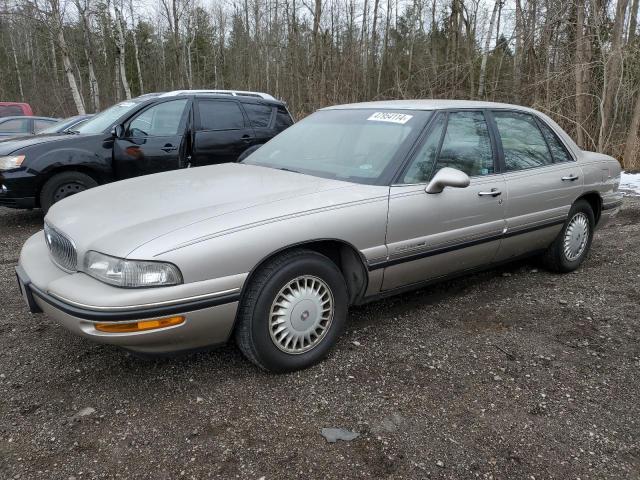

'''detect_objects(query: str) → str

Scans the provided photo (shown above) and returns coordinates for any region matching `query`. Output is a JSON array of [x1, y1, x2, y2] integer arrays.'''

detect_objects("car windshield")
[[74, 101, 141, 134], [243, 109, 430, 184]]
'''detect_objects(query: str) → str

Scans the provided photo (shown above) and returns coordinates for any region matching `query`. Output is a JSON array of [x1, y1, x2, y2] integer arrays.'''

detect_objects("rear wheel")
[[235, 249, 348, 373], [40, 171, 98, 213], [542, 199, 595, 272]]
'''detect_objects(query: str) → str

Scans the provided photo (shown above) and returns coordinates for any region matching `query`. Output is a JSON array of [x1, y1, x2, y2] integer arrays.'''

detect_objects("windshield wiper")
[[278, 167, 300, 174]]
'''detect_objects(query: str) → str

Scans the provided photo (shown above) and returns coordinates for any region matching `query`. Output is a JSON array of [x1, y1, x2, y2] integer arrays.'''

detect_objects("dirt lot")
[[0, 199, 638, 480]]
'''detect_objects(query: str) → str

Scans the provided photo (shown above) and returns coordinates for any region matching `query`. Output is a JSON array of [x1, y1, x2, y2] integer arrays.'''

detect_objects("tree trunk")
[[598, 0, 629, 151], [575, 0, 590, 148], [129, 0, 145, 94], [57, 29, 86, 114], [115, 6, 132, 99], [623, 89, 640, 171], [9, 29, 25, 101], [478, 0, 499, 98], [75, 0, 100, 112], [629, 0, 639, 42]]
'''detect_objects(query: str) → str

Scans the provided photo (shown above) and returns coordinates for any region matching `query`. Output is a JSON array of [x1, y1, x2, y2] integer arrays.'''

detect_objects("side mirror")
[[111, 124, 124, 138], [425, 167, 470, 194]]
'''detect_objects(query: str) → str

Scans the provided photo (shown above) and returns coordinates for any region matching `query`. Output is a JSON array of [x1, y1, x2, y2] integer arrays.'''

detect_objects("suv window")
[[0, 118, 29, 133], [128, 99, 188, 137], [243, 103, 273, 128], [274, 106, 293, 130], [537, 119, 572, 163], [493, 111, 553, 170], [199, 100, 245, 130]]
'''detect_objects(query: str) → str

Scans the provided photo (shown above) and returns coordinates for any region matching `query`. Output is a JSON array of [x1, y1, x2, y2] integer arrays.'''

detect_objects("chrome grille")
[[44, 223, 77, 272]]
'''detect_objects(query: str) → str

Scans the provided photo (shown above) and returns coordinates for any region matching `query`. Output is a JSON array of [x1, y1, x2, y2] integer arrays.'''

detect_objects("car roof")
[[323, 99, 539, 113]]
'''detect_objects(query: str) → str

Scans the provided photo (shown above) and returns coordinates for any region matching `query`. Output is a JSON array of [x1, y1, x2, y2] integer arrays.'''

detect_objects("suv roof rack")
[[159, 89, 277, 101]]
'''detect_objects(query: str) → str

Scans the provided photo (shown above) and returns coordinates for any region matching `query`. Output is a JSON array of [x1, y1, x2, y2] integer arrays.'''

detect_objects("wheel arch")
[[239, 239, 370, 307], [576, 191, 602, 225], [36, 165, 104, 206]]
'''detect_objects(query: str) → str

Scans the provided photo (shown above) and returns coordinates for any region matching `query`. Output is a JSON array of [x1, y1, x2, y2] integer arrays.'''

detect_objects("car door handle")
[[241, 135, 252, 143], [561, 174, 579, 181], [161, 144, 178, 152], [478, 188, 502, 197]]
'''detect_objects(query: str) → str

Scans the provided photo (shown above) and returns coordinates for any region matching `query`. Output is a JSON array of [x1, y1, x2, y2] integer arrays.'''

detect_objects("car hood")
[[0, 133, 80, 155], [45, 163, 359, 259]]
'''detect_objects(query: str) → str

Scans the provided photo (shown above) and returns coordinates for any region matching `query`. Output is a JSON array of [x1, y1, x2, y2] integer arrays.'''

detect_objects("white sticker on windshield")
[[367, 112, 413, 124]]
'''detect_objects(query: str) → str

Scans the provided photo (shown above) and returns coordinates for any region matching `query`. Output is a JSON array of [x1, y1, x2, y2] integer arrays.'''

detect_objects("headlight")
[[84, 251, 183, 288], [0, 155, 25, 171]]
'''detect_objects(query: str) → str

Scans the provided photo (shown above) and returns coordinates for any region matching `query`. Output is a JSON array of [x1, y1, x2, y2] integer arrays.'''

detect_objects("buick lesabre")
[[16, 100, 623, 372]]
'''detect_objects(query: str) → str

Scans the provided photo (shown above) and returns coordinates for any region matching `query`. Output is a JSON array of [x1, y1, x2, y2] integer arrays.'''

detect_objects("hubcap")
[[53, 183, 86, 202], [563, 212, 589, 261], [269, 275, 334, 354]]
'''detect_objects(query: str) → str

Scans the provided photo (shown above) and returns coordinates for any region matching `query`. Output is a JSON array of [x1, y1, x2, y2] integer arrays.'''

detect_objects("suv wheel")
[[40, 171, 98, 213], [542, 199, 595, 272], [235, 249, 348, 373]]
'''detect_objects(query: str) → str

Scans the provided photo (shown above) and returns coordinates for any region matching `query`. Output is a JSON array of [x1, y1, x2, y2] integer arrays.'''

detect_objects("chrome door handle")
[[561, 174, 579, 181], [478, 188, 502, 197]]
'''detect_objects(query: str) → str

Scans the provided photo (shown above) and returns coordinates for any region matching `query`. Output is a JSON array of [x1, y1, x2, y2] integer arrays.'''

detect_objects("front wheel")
[[235, 250, 348, 373], [542, 199, 595, 272], [40, 171, 98, 213]]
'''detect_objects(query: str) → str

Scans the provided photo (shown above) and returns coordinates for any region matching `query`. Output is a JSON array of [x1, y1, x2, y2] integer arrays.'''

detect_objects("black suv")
[[0, 91, 294, 212]]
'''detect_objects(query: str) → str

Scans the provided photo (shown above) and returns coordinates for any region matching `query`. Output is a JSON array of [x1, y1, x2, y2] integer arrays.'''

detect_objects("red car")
[[0, 102, 33, 117]]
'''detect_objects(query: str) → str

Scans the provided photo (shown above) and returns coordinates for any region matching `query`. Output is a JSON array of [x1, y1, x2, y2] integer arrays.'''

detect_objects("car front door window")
[[128, 99, 189, 137], [402, 111, 494, 183]]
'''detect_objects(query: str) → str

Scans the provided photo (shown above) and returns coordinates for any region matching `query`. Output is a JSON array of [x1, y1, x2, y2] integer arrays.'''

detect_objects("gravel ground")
[[0, 200, 639, 480]]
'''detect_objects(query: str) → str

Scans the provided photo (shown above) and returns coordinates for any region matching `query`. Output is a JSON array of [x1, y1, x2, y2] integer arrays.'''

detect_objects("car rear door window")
[[0, 118, 29, 133], [493, 111, 553, 170], [243, 103, 274, 128], [128, 99, 189, 137], [34, 119, 56, 133], [537, 119, 573, 163], [198, 100, 245, 131]]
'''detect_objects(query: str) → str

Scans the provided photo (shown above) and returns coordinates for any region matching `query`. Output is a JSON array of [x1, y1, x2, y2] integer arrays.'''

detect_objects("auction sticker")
[[367, 112, 413, 124]]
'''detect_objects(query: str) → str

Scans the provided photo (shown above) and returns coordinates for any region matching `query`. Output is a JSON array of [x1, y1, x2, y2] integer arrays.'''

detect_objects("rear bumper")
[[598, 198, 623, 229]]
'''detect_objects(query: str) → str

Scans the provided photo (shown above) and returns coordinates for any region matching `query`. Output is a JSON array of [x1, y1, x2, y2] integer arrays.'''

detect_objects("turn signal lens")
[[95, 316, 185, 333]]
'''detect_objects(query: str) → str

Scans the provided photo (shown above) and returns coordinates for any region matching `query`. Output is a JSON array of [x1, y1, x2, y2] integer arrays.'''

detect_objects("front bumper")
[[17, 233, 242, 354], [0, 168, 38, 209]]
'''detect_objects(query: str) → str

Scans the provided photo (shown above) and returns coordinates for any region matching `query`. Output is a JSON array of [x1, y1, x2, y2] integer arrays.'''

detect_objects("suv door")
[[489, 110, 583, 262], [381, 110, 506, 291], [113, 98, 191, 179], [191, 99, 256, 166]]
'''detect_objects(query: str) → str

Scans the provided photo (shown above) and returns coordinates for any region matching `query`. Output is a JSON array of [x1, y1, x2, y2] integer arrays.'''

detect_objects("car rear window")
[[274, 106, 293, 130]]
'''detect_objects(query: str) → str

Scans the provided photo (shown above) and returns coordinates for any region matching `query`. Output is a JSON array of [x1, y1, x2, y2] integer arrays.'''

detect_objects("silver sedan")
[[16, 100, 623, 372]]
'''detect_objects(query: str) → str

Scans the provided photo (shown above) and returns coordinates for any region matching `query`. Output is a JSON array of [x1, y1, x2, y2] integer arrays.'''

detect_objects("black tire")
[[541, 199, 595, 273], [40, 171, 98, 213], [235, 249, 348, 373]]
